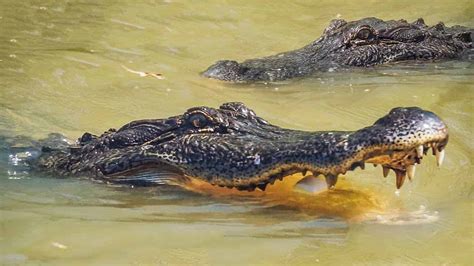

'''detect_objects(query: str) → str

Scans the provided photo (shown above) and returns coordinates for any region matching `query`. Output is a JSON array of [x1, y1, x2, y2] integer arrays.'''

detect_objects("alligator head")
[[36, 102, 448, 191], [202, 17, 473, 82]]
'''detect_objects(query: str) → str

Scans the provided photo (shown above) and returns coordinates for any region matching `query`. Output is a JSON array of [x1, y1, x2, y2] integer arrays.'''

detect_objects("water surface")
[[0, 1, 473, 265]]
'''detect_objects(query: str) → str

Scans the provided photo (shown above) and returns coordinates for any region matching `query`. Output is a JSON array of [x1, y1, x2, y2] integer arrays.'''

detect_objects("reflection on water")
[[183, 175, 388, 220], [0, 0, 472, 265]]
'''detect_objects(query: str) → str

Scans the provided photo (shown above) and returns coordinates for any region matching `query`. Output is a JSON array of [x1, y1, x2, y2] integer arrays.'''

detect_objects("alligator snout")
[[353, 107, 448, 189], [202, 60, 244, 81]]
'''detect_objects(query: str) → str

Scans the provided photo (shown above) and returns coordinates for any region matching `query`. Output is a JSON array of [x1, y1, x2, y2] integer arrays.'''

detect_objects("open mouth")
[[363, 138, 447, 189], [235, 135, 448, 193]]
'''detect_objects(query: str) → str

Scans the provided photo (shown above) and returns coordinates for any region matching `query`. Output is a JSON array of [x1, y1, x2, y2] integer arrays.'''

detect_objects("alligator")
[[202, 17, 473, 82], [33, 102, 448, 191]]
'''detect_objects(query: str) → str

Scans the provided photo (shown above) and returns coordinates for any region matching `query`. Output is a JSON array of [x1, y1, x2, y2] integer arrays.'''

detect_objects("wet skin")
[[202, 17, 473, 82], [35, 102, 448, 191]]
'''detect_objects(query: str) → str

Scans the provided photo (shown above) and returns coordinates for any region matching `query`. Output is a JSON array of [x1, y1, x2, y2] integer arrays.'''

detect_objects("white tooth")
[[407, 165, 416, 180], [435, 149, 445, 166], [416, 145, 424, 158], [325, 174, 338, 189]]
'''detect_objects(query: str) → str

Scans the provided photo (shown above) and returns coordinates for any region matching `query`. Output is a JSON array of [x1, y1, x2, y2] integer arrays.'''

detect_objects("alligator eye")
[[356, 28, 375, 40], [188, 113, 209, 128]]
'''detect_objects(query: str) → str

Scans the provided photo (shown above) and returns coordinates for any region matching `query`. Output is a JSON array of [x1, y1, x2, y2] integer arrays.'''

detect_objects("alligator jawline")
[[204, 140, 446, 192], [102, 164, 187, 186]]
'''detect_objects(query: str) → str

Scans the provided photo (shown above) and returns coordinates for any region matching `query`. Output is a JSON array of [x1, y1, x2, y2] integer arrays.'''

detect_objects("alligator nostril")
[[434, 22, 445, 31]]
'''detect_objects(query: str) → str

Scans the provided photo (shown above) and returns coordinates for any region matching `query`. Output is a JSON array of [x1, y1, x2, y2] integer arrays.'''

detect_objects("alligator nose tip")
[[376, 107, 448, 138], [202, 60, 241, 81], [388, 107, 444, 124]]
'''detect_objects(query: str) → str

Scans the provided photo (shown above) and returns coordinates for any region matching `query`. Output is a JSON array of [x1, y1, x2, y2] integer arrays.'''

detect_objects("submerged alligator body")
[[35, 102, 448, 191], [203, 17, 473, 82]]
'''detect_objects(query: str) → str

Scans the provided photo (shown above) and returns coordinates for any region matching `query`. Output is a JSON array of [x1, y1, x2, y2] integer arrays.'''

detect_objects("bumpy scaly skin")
[[36, 102, 448, 191], [202, 17, 473, 82]]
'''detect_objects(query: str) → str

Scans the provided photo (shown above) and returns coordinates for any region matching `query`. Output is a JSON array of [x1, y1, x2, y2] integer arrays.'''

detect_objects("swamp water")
[[0, 1, 473, 265]]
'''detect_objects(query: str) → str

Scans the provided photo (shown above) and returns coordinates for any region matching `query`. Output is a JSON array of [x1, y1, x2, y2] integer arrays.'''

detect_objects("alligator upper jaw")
[[226, 134, 449, 192]]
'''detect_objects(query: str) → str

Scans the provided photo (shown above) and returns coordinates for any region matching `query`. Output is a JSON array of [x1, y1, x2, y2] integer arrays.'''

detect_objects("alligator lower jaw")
[[207, 139, 447, 192]]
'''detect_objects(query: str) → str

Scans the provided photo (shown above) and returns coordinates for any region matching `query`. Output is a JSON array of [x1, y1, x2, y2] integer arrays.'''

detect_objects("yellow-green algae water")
[[0, 1, 473, 265]]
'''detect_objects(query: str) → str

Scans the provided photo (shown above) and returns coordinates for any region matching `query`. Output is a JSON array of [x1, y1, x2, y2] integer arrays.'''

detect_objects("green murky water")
[[0, 1, 473, 265]]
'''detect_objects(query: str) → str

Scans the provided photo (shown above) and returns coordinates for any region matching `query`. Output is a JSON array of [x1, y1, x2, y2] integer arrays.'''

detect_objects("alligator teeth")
[[416, 145, 424, 158], [395, 170, 406, 189], [325, 174, 338, 189], [431, 143, 439, 156], [383, 166, 390, 178], [435, 149, 445, 166], [350, 161, 365, 170], [406, 165, 416, 181], [423, 146, 429, 155], [415, 156, 421, 164]]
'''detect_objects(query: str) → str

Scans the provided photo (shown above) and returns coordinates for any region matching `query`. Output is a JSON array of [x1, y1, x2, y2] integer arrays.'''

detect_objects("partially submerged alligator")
[[203, 17, 473, 82], [34, 102, 448, 191]]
